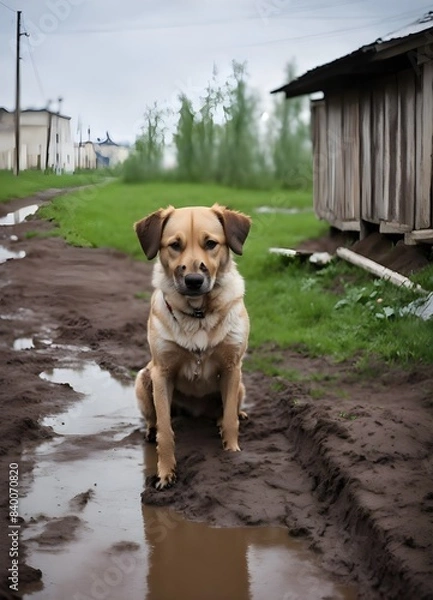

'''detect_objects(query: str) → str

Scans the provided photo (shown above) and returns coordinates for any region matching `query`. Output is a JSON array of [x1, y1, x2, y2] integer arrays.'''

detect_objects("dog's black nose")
[[185, 273, 205, 290]]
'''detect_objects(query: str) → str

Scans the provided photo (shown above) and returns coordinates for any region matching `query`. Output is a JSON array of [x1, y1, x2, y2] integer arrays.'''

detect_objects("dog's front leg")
[[220, 367, 241, 452], [152, 369, 176, 489]]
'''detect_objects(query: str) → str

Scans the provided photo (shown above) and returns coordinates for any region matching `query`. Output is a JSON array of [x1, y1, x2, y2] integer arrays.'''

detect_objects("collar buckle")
[[165, 298, 205, 319]]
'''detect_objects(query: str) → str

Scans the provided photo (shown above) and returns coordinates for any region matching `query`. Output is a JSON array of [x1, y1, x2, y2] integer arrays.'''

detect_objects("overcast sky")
[[0, 0, 431, 144]]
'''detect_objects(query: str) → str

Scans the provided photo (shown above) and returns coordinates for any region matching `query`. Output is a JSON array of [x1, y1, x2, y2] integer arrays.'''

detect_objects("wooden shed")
[[271, 21, 433, 245]]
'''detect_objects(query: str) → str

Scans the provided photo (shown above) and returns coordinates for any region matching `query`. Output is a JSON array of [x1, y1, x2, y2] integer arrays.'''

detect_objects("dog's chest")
[[176, 328, 211, 353], [178, 349, 218, 383]]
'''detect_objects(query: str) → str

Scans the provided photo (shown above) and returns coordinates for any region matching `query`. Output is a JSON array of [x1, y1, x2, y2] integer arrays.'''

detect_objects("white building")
[[74, 140, 97, 170], [94, 132, 129, 168], [74, 132, 129, 170], [0, 108, 75, 173]]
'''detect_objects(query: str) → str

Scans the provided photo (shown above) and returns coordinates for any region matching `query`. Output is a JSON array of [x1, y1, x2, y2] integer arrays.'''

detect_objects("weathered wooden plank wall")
[[372, 85, 385, 223], [326, 95, 344, 226], [360, 90, 373, 223], [311, 61, 433, 236], [311, 100, 329, 221], [343, 90, 360, 224], [383, 77, 398, 225], [416, 60, 433, 229], [397, 70, 416, 229]]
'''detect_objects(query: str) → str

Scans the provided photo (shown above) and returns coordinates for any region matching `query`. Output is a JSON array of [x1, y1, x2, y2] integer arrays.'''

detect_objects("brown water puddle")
[[20, 361, 356, 600]]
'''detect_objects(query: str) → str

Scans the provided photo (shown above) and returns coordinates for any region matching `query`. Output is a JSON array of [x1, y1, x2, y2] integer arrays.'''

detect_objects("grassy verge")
[[0, 170, 110, 203], [37, 181, 433, 364]]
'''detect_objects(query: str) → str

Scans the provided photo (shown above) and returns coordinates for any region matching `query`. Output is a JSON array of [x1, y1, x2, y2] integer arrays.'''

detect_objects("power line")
[[39, 1, 431, 37], [382, 9, 433, 39], [0, 0, 14, 13], [260, 0, 372, 16], [22, 15, 46, 104], [46, 0, 378, 35], [237, 6, 433, 48]]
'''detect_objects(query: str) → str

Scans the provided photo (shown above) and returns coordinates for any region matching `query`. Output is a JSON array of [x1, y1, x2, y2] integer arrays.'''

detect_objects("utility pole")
[[55, 96, 63, 174], [14, 10, 22, 176]]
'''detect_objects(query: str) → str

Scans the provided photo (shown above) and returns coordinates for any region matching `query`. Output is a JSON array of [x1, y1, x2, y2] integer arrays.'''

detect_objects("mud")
[[0, 198, 432, 599], [19, 360, 355, 600], [298, 230, 432, 276]]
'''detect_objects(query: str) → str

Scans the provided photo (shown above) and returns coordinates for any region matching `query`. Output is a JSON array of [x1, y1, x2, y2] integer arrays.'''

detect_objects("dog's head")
[[134, 204, 251, 297]]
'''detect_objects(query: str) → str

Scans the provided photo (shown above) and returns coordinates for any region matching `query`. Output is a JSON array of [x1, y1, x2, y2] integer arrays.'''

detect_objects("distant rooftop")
[[0, 107, 72, 120], [96, 131, 118, 146]]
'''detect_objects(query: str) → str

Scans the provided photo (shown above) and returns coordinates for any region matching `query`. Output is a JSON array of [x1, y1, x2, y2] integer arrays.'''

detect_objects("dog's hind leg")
[[135, 366, 157, 443]]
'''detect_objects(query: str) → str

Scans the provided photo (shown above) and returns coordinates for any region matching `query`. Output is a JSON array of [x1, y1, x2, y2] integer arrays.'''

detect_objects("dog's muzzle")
[[174, 262, 212, 296], [184, 273, 204, 292], [176, 272, 211, 296]]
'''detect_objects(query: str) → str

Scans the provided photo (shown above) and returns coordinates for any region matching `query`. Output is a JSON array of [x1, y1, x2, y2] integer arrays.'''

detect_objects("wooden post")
[[336, 247, 426, 293], [14, 10, 21, 176]]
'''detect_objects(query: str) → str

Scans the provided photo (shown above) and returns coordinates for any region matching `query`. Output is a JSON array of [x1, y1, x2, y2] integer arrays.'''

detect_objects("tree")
[[269, 61, 312, 188], [173, 94, 195, 181], [123, 103, 166, 182], [217, 61, 263, 188]]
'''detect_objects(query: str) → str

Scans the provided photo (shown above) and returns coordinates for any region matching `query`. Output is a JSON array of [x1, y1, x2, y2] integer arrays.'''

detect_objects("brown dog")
[[134, 204, 251, 489]]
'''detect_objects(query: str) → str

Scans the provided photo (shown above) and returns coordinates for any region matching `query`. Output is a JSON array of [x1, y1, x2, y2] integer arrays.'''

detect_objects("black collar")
[[165, 298, 205, 319]]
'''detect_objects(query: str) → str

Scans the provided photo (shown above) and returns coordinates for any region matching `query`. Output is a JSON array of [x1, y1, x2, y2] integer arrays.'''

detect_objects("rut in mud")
[[0, 196, 432, 600], [18, 359, 355, 600]]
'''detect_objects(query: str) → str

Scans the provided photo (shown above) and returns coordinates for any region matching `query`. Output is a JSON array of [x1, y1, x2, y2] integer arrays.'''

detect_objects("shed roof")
[[271, 16, 433, 98]]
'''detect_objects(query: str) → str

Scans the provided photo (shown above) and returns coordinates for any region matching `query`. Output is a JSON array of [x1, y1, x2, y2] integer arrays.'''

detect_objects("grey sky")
[[0, 0, 431, 144]]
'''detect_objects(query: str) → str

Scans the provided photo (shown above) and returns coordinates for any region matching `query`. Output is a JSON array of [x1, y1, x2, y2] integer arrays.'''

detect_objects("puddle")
[[0, 202, 38, 263], [0, 246, 26, 264], [49, 342, 91, 353], [1, 308, 36, 321], [39, 362, 134, 437], [21, 361, 356, 600], [12, 334, 90, 354], [0, 203, 39, 226], [13, 337, 35, 350], [255, 206, 313, 215]]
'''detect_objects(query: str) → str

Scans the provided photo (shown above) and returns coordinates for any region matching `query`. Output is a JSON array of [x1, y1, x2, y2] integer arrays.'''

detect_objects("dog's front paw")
[[155, 470, 177, 490], [222, 439, 241, 452], [239, 410, 248, 420]]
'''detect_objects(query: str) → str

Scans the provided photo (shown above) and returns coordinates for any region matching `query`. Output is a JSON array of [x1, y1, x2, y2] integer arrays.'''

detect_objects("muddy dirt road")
[[0, 196, 432, 599]]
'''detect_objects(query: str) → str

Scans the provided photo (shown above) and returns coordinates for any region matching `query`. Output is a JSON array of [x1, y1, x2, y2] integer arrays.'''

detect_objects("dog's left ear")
[[134, 206, 174, 260], [212, 204, 251, 255]]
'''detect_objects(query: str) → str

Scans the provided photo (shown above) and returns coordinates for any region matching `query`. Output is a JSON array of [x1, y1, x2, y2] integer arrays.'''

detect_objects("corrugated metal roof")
[[271, 14, 433, 98]]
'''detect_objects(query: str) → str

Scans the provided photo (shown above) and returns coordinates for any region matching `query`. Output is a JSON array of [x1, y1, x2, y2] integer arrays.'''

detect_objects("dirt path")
[[0, 198, 432, 599]]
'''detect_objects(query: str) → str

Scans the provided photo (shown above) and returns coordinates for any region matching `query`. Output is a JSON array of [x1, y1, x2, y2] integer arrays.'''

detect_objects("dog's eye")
[[169, 241, 181, 251], [205, 240, 218, 250]]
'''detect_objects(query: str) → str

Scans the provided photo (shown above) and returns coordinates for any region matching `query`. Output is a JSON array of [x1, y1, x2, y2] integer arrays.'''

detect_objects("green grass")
[[37, 181, 318, 254], [0, 170, 109, 203], [37, 180, 433, 364]]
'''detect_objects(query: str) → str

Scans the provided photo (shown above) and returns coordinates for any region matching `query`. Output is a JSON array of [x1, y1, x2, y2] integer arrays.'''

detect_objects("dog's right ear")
[[134, 206, 174, 260]]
